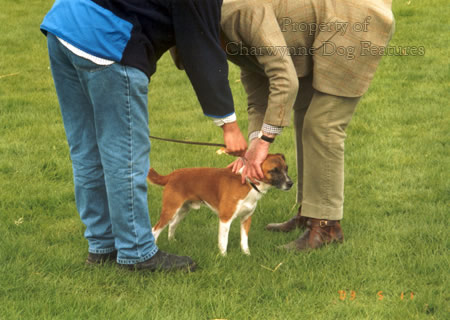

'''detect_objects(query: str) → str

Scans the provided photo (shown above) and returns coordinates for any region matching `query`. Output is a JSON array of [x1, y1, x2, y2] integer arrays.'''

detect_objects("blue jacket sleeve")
[[171, 0, 235, 118]]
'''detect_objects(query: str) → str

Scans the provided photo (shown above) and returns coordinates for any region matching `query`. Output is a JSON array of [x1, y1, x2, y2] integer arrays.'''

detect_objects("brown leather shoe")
[[281, 218, 344, 251], [266, 207, 307, 232]]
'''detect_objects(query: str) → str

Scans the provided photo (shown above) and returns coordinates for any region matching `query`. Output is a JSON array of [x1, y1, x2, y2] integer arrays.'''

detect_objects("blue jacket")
[[41, 0, 234, 118]]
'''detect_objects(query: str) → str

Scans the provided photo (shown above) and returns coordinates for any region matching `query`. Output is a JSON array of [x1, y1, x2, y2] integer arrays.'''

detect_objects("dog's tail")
[[147, 168, 169, 186]]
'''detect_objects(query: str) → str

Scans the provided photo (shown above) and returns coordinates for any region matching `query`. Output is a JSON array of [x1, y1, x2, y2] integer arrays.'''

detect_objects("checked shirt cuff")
[[249, 123, 283, 141]]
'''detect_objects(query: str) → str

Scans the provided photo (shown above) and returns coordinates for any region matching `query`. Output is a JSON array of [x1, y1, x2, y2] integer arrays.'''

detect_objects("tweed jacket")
[[220, 0, 394, 130]]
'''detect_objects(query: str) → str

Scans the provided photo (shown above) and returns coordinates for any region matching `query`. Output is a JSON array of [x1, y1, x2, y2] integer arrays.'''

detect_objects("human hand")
[[227, 157, 246, 176], [228, 137, 271, 184], [222, 122, 247, 157]]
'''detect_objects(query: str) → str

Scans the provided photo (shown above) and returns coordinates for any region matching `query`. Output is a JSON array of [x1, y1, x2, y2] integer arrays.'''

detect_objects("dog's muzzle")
[[282, 177, 294, 191], [274, 172, 293, 191]]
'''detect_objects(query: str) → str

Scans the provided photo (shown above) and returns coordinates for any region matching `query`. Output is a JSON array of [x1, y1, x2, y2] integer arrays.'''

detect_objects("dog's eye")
[[270, 168, 281, 174]]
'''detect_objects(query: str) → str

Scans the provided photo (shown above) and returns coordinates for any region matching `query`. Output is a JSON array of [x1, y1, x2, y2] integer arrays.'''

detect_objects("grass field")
[[0, 0, 449, 319]]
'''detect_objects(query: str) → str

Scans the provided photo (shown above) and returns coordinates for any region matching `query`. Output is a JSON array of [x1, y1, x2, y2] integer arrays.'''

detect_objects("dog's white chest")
[[200, 186, 264, 218], [234, 188, 261, 217]]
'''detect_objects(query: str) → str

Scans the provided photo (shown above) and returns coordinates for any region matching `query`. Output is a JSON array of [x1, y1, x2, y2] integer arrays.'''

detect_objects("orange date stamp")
[[338, 290, 415, 301]]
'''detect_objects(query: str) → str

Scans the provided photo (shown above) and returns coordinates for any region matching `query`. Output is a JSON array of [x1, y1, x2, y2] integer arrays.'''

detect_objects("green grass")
[[1, 0, 449, 319]]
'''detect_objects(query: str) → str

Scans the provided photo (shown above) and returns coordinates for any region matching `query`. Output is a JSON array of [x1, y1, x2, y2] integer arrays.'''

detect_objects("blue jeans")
[[47, 33, 158, 264]]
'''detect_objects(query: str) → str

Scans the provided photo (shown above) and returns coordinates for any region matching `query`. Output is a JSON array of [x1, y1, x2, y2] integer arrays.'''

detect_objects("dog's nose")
[[286, 180, 294, 189]]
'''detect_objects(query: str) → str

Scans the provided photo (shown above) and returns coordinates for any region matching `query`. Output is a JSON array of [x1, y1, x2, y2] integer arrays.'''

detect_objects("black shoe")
[[118, 250, 197, 272], [85, 251, 117, 265]]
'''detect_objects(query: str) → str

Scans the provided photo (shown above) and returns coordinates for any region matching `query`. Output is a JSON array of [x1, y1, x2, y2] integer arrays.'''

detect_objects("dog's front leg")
[[240, 215, 252, 255], [218, 219, 232, 256]]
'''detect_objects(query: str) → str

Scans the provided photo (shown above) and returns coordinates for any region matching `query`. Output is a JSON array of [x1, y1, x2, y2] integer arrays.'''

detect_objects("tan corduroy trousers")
[[294, 75, 360, 220]]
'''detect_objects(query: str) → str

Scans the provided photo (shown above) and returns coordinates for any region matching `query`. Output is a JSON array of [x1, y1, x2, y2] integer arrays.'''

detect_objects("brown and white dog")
[[147, 154, 293, 255]]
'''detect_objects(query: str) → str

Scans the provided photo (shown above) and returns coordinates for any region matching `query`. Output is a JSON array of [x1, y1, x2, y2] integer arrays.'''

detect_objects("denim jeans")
[[47, 33, 158, 264]]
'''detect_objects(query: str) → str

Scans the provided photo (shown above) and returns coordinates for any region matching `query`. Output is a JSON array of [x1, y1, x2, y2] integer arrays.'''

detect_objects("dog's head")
[[261, 154, 293, 191]]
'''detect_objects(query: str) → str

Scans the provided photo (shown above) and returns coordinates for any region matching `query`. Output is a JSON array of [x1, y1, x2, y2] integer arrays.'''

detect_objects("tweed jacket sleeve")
[[222, 1, 299, 130]]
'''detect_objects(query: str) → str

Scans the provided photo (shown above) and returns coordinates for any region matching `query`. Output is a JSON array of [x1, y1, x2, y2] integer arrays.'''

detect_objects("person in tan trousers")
[[172, 0, 395, 251]]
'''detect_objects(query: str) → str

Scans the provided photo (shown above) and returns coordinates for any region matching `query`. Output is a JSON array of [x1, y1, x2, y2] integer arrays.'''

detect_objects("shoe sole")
[[117, 262, 197, 273]]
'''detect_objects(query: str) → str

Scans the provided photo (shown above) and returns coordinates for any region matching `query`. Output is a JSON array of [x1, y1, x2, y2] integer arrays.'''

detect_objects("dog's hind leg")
[[168, 204, 190, 241], [152, 217, 168, 242], [152, 192, 185, 242], [152, 223, 164, 242]]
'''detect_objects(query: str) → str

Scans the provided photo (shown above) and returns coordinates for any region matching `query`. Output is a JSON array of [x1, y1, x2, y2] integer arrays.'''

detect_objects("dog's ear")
[[276, 153, 286, 161]]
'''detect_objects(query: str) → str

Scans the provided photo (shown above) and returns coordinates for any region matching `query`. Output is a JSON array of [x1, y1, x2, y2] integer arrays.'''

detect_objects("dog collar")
[[249, 181, 261, 193]]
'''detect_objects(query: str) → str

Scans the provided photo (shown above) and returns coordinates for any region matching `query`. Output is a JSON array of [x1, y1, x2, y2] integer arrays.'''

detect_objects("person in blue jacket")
[[41, 0, 247, 272]]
